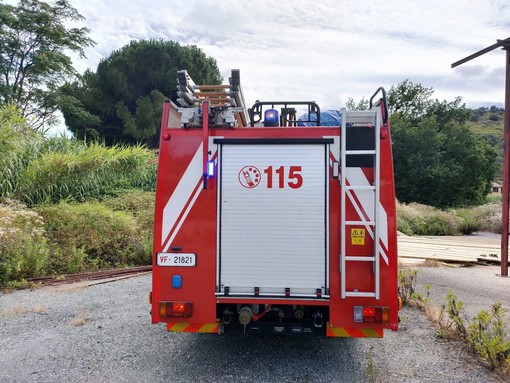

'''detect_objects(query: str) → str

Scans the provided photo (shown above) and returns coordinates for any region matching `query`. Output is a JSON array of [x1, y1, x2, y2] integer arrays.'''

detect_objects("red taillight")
[[355, 306, 390, 323], [159, 301, 192, 317], [173, 303, 185, 313], [362, 307, 376, 322], [363, 307, 375, 316]]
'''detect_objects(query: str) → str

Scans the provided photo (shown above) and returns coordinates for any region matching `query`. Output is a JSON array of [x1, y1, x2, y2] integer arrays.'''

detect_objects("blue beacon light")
[[264, 109, 279, 127], [207, 160, 215, 177]]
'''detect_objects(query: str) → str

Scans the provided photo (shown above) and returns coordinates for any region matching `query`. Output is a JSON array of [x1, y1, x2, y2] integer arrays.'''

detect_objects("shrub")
[[398, 268, 418, 304], [438, 289, 467, 339], [0, 200, 49, 285], [455, 209, 482, 235], [45, 245, 89, 275], [397, 202, 461, 235], [101, 190, 155, 235], [468, 202, 501, 233], [101, 190, 155, 264], [36, 201, 149, 269], [402, 269, 510, 377], [468, 303, 510, 373], [489, 113, 500, 122]]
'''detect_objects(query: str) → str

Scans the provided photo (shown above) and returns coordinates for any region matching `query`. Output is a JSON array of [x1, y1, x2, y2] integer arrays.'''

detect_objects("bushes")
[[463, 203, 502, 233], [101, 190, 155, 236], [0, 105, 156, 285], [397, 201, 503, 236], [468, 303, 510, 373], [397, 202, 462, 235], [0, 200, 49, 285], [36, 201, 150, 269], [0, 198, 153, 286]]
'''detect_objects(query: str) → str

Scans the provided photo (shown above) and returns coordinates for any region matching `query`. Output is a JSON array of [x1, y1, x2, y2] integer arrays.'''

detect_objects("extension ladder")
[[340, 107, 382, 299], [176, 69, 249, 127]]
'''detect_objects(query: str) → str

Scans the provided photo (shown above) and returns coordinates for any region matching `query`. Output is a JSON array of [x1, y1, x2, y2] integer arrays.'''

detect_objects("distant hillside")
[[466, 106, 504, 139], [466, 106, 504, 177]]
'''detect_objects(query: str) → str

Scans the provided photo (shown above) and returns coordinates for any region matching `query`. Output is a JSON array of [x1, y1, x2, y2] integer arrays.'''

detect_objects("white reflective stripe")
[[161, 143, 203, 245], [324, 136, 339, 166], [163, 180, 202, 252], [345, 167, 389, 265]]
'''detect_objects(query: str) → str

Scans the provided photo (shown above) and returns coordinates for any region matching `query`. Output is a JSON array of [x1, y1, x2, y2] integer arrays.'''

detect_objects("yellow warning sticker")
[[351, 228, 365, 245]]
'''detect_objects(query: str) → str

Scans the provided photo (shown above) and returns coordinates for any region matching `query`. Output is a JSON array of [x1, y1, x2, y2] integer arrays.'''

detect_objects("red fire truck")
[[150, 69, 400, 337]]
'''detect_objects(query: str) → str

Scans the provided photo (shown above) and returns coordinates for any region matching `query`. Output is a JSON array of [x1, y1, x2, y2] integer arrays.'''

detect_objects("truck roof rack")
[[249, 101, 321, 127], [176, 69, 249, 127]]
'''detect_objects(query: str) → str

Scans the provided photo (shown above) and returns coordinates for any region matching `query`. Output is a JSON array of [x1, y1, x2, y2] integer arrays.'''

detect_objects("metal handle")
[[369, 87, 388, 126]]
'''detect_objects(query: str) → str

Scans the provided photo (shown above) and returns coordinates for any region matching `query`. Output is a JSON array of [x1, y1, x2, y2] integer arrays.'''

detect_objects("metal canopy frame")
[[452, 37, 510, 277]]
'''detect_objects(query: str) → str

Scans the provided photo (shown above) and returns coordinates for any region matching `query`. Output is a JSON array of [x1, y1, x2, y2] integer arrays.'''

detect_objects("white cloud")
[[4, 0, 510, 134], [60, 1, 510, 107]]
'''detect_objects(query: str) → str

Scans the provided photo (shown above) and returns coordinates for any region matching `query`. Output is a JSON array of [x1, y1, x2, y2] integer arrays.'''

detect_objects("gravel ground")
[[415, 264, 510, 321], [0, 274, 501, 383]]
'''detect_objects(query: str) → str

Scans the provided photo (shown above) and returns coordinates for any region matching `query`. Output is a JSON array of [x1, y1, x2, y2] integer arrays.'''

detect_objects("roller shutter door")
[[218, 142, 328, 297]]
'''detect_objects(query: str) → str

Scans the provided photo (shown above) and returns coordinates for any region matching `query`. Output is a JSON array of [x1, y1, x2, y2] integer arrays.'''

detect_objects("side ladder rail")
[[340, 107, 381, 299]]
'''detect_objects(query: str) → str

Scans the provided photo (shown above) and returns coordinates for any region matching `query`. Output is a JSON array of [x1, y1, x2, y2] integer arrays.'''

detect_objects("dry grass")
[[1, 305, 46, 318], [70, 310, 91, 327], [420, 259, 442, 268]]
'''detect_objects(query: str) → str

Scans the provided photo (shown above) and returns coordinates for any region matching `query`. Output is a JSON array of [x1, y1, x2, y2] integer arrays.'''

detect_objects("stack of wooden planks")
[[398, 235, 501, 266]]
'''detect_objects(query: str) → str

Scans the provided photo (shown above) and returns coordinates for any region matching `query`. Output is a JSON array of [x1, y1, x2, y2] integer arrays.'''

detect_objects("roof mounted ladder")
[[340, 107, 381, 299], [176, 69, 249, 127]]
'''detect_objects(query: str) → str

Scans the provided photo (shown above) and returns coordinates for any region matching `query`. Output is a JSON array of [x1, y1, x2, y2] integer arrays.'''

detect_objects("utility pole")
[[452, 37, 510, 276]]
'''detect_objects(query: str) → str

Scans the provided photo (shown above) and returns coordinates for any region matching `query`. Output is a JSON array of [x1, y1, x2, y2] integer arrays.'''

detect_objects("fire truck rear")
[[150, 70, 400, 337]]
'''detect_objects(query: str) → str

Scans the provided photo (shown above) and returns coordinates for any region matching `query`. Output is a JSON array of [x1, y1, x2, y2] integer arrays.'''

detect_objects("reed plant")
[[15, 141, 156, 205], [1, 104, 156, 206]]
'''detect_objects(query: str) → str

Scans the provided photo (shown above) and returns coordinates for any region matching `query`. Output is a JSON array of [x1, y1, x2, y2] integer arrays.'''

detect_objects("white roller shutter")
[[218, 142, 328, 297]]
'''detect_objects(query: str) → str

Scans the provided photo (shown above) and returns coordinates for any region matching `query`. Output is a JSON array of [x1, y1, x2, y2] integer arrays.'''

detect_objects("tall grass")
[[0, 105, 156, 206], [0, 105, 156, 285], [16, 141, 156, 205], [0, 104, 45, 200]]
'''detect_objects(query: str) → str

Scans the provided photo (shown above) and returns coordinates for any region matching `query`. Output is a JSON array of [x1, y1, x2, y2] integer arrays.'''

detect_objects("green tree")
[[346, 96, 369, 111], [0, 0, 94, 129], [61, 40, 222, 147], [387, 79, 433, 120], [389, 80, 497, 208]]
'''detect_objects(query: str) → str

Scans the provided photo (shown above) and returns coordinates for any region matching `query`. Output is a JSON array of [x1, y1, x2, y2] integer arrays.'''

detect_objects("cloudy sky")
[[67, 0, 509, 110], [8, 0, 510, 129]]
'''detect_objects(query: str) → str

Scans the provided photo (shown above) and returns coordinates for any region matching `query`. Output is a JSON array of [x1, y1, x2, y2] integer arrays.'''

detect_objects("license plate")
[[157, 253, 196, 267]]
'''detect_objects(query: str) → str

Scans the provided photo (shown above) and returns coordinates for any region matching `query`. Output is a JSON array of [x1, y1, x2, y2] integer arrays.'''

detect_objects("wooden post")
[[502, 47, 510, 276], [452, 37, 510, 277]]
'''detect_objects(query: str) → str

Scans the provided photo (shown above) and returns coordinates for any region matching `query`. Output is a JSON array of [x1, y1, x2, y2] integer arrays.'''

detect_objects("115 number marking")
[[263, 166, 303, 189]]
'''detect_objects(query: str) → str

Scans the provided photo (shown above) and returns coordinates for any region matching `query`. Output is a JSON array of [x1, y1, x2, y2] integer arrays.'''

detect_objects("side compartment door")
[[217, 140, 330, 297]]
